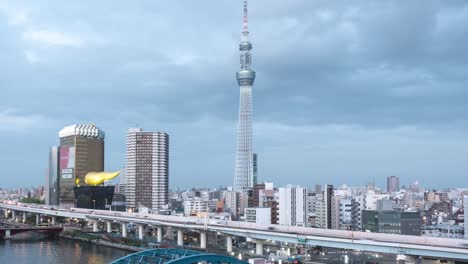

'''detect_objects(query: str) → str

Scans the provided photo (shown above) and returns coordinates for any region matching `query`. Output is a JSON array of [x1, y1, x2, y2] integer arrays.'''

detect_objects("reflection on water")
[[0, 238, 131, 264]]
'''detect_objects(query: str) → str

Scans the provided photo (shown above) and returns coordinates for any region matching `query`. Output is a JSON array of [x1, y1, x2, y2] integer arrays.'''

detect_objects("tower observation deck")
[[234, 0, 256, 190]]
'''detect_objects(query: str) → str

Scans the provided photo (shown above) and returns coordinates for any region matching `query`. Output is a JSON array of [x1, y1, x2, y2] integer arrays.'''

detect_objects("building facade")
[[279, 186, 306, 226], [465, 195, 468, 239], [58, 124, 105, 207], [325, 185, 334, 229], [244, 207, 271, 224], [126, 128, 169, 211], [362, 210, 421, 235], [387, 176, 400, 193], [47, 146, 60, 206]]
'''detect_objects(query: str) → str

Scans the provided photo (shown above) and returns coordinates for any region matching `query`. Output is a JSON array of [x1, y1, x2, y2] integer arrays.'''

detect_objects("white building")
[[244, 207, 271, 224], [339, 198, 353, 230], [279, 185, 306, 226], [225, 191, 239, 216], [184, 199, 208, 216], [126, 128, 169, 211], [314, 194, 326, 228], [364, 191, 390, 210]]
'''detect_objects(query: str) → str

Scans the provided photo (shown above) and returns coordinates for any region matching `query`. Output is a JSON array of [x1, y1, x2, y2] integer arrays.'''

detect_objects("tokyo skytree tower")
[[234, 0, 256, 190]]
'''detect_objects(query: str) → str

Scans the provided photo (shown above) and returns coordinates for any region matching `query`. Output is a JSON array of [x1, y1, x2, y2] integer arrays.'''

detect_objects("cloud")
[[23, 50, 39, 64], [0, 3, 29, 27], [1, 0, 468, 188], [22, 30, 84, 47], [0, 109, 51, 132]]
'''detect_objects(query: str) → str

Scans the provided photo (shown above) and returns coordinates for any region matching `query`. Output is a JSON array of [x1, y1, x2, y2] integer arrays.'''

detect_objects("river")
[[0, 238, 131, 264]]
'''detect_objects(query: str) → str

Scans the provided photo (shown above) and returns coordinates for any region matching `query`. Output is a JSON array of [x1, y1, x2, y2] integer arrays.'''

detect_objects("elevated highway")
[[1, 200, 467, 261]]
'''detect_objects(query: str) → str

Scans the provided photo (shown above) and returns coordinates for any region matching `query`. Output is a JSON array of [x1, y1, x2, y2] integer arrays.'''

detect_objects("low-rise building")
[[244, 207, 271, 225], [362, 210, 421, 236]]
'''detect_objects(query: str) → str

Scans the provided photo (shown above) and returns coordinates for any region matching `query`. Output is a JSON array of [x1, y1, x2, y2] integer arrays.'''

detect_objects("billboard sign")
[[60, 146, 75, 169]]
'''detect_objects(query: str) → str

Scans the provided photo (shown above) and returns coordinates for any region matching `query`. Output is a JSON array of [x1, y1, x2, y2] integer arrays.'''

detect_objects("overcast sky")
[[1, 0, 468, 190]]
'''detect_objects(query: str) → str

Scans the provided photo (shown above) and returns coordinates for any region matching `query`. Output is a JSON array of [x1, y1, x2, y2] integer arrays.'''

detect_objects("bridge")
[[1, 200, 468, 263], [0, 226, 63, 239], [111, 248, 247, 264]]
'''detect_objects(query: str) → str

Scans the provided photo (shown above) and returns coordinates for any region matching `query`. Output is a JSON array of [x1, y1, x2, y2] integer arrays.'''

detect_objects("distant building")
[[339, 198, 352, 230], [244, 207, 271, 225], [409, 181, 420, 193], [465, 195, 468, 239], [224, 191, 240, 216], [58, 124, 105, 208], [315, 184, 322, 194], [325, 184, 333, 229], [421, 224, 464, 239], [362, 210, 421, 235], [331, 195, 341, 230], [184, 199, 208, 216], [279, 186, 306, 226], [351, 196, 364, 231], [387, 176, 400, 193], [126, 128, 169, 212], [47, 146, 60, 206], [314, 196, 326, 228], [253, 183, 265, 207]]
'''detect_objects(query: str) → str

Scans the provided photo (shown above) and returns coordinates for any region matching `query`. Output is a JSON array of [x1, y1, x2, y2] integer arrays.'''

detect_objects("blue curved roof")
[[111, 248, 248, 264]]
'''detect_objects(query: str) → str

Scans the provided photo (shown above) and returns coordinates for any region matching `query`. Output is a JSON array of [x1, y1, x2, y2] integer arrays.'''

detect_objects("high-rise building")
[[47, 146, 60, 205], [58, 124, 105, 207], [409, 181, 420, 193], [126, 128, 169, 212], [387, 176, 400, 193], [339, 198, 353, 230], [279, 185, 306, 226], [234, 0, 256, 191], [224, 191, 240, 217], [253, 183, 265, 207], [325, 184, 334, 229]]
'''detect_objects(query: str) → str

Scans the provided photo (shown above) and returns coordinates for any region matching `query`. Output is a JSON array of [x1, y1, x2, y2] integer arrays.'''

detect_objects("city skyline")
[[2, 1, 468, 189]]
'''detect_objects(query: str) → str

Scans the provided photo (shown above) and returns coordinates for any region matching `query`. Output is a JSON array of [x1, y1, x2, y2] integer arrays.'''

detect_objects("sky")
[[1, 0, 468, 190]]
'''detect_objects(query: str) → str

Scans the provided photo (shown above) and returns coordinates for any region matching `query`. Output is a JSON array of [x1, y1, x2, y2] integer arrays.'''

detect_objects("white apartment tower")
[[126, 128, 169, 212], [279, 186, 307, 226]]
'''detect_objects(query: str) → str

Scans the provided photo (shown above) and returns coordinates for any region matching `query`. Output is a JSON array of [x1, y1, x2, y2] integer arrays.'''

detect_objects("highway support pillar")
[[177, 229, 184, 247], [92, 221, 98, 232], [226, 236, 233, 253], [4, 209, 8, 219], [200, 231, 207, 249], [256, 241, 264, 255], [22, 212, 27, 223], [106, 221, 112, 233], [138, 225, 144, 240], [121, 223, 127, 238], [11, 210, 16, 221], [36, 214, 40, 226], [51, 217, 56, 226], [5, 230, 11, 239], [157, 227, 163, 243]]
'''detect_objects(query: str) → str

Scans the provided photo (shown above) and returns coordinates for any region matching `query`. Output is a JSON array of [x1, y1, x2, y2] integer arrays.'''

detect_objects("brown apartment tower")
[[126, 128, 169, 212], [58, 124, 105, 208]]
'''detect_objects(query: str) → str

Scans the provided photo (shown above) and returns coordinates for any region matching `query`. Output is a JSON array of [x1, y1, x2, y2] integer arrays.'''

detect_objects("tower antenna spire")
[[243, 0, 249, 33]]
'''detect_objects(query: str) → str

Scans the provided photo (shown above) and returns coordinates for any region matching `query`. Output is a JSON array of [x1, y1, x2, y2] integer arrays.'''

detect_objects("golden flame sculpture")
[[84, 171, 120, 186]]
